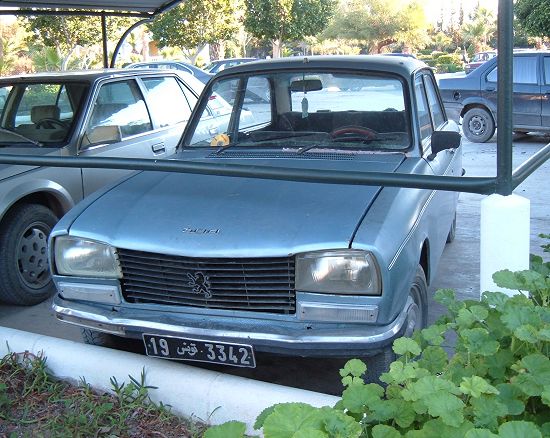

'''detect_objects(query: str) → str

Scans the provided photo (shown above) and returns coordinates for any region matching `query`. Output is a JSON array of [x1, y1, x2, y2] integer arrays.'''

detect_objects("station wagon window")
[[141, 76, 193, 126], [486, 56, 538, 84], [543, 57, 550, 84], [84, 80, 152, 145], [424, 75, 445, 129], [415, 77, 433, 140]]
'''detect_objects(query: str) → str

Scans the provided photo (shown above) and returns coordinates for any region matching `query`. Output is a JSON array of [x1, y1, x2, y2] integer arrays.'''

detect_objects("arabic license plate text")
[[142, 334, 256, 368]]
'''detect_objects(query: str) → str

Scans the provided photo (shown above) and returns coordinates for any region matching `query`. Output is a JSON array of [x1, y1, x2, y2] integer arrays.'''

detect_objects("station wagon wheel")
[[462, 108, 495, 143], [0, 204, 58, 305], [364, 265, 428, 383]]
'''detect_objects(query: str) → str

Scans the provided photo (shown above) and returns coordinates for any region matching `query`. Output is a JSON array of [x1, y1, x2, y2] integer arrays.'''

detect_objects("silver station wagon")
[[51, 56, 462, 378], [0, 69, 204, 305]]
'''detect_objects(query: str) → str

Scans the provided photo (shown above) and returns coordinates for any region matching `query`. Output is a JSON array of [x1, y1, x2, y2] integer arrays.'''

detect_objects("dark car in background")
[[438, 50, 550, 142], [205, 57, 256, 74], [0, 69, 204, 306], [125, 61, 213, 84]]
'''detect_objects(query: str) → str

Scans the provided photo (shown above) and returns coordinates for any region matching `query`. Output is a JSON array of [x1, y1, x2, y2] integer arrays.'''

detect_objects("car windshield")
[[186, 70, 410, 152], [0, 81, 88, 147]]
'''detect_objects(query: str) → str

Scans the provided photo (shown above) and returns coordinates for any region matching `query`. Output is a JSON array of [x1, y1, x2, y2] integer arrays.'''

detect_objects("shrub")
[[206, 235, 550, 437]]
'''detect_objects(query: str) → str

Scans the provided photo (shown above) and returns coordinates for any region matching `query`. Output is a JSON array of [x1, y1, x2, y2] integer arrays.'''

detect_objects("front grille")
[[118, 249, 296, 314]]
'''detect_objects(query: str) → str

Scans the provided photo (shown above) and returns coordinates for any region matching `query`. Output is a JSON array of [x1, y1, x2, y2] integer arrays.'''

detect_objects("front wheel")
[[462, 108, 495, 143], [0, 204, 58, 305], [364, 265, 428, 382]]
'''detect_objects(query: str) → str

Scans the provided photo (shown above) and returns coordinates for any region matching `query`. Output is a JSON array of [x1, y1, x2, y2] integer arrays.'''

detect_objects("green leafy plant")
[[208, 236, 550, 437]]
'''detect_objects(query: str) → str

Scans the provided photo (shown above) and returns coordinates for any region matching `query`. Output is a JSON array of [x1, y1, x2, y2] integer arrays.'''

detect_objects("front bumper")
[[52, 295, 414, 357]]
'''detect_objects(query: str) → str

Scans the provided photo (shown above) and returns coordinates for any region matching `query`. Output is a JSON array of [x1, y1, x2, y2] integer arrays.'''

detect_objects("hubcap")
[[17, 223, 50, 289], [468, 115, 487, 136]]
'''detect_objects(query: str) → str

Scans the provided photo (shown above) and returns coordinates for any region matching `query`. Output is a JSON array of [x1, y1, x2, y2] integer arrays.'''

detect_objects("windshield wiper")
[[0, 128, 42, 147]]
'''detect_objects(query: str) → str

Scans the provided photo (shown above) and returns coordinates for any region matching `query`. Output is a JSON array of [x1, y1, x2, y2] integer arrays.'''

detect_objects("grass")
[[0, 350, 207, 437]]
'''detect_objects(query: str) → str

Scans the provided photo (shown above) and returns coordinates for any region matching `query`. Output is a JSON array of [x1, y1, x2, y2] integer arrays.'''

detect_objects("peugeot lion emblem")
[[186, 272, 212, 299]]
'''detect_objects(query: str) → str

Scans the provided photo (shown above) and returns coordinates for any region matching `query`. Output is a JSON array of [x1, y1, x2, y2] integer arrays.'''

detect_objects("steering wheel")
[[35, 118, 67, 129], [331, 125, 378, 141]]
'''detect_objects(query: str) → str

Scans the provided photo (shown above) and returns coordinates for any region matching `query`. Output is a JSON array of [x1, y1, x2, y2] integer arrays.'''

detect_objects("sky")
[[423, 0, 499, 27]]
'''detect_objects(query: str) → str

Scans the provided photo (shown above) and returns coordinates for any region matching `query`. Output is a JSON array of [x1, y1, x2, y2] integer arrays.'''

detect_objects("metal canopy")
[[0, 0, 181, 17]]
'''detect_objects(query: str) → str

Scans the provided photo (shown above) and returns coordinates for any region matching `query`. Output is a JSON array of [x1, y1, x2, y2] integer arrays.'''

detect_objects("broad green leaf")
[[501, 302, 539, 332], [322, 409, 362, 438], [495, 383, 525, 416], [512, 353, 550, 396], [537, 327, 550, 341], [485, 349, 515, 381], [341, 383, 384, 413], [340, 359, 367, 379], [470, 395, 507, 430], [255, 405, 278, 430], [204, 421, 247, 438], [292, 429, 327, 438], [423, 392, 465, 427], [262, 403, 325, 438], [464, 429, 498, 438], [541, 423, 550, 437], [421, 324, 447, 346], [392, 338, 421, 357], [460, 376, 499, 398], [497, 421, 542, 438], [542, 386, 550, 407], [372, 424, 402, 438], [380, 361, 422, 385], [401, 375, 460, 401], [481, 292, 509, 311], [405, 418, 474, 438], [514, 324, 539, 343], [470, 305, 489, 321], [457, 308, 478, 328], [418, 346, 448, 374], [460, 328, 499, 356], [434, 289, 456, 308]]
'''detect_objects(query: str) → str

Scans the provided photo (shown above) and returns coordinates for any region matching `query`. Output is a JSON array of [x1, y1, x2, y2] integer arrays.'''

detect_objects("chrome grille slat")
[[118, 249, 295, 314]]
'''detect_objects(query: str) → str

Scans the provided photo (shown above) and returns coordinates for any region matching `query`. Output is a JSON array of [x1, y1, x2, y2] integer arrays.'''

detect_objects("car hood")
[[69, 155, 406, 258], [0, 147, 61, 181]]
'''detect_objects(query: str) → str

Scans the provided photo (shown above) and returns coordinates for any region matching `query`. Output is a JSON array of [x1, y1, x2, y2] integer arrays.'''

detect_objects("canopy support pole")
[[110, 18, 153, 68]]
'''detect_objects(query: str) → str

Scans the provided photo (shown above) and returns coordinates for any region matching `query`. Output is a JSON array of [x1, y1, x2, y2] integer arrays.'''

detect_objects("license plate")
[[142, 334, 256, 368]]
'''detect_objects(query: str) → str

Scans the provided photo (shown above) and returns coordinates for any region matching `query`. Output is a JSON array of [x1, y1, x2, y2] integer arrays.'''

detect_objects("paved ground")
[[1, 134, 549, 395]]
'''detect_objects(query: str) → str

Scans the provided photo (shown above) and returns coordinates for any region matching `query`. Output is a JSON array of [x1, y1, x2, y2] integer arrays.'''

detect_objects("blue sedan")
[[51, 56, 462, 380]]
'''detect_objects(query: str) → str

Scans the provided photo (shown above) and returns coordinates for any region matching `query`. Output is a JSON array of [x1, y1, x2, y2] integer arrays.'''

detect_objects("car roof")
[[0, 68, 187, 84], [215, 55, 428, 78]]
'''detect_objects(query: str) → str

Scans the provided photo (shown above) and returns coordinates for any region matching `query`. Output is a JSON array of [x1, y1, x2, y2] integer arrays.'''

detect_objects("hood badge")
[[187, 272, 212, 299], [183, 227, 220, 234]]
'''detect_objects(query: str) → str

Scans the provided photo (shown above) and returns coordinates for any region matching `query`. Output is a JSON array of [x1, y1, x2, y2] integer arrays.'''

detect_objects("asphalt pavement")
[[1, 134, 548, 395]]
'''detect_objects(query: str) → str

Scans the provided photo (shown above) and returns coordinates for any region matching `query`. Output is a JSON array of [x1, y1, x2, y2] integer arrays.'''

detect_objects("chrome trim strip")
[[53, 297, 412, 348]]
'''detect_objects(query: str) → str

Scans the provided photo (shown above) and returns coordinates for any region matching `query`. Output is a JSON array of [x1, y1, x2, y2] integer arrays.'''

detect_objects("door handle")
[[152, 142, 166, 153], [485, 86, 496, 92]]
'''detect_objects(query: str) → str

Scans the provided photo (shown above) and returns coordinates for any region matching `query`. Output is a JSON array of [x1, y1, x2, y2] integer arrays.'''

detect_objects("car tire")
[[0, 204, 58, 305], [462, 107, 495, 143], [81, 328, 119, 348], [364, 265, 428, 383], [446, 213, 457, 243]]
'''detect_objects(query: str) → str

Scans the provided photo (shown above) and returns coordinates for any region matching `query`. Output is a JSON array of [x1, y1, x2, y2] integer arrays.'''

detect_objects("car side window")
[[83, 80, 152, 146], [486, 56, 538, 84], [544, 57, 550, 84], [141, 76, 193, 127], [414, 77, 432, 140], [423, 75, 445, 129]]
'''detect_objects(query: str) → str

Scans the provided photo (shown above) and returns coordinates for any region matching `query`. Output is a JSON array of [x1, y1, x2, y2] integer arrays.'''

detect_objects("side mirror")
[[429, 130, 461, 159]]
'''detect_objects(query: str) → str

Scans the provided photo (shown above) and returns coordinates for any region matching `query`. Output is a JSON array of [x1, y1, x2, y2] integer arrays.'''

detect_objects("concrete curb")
[[0, 327, 340, 434]]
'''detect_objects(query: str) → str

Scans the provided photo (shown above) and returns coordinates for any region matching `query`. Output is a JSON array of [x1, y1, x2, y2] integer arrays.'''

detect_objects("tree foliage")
[[148, 0, 240, 62], [516, 0, 550, 38], [244, 0, 335, 57], [461, 6, 496, 52], [323, 0, 429, 54], [19, 14, 135, 70]]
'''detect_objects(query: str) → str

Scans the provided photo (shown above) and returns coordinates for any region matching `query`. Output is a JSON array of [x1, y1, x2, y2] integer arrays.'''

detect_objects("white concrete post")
[[480, 193, 530, 297]]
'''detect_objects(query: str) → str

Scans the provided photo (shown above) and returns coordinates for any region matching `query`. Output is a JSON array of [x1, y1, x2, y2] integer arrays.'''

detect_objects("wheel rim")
[[467, 114, 488, 137], [16, 221, 51, 289], [404, 283, 424, 337]]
